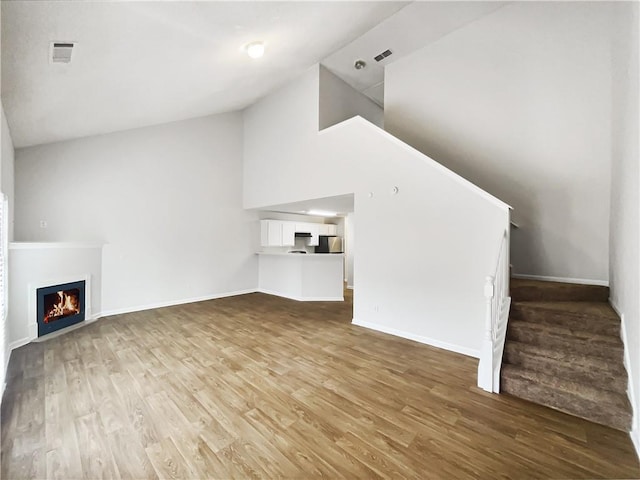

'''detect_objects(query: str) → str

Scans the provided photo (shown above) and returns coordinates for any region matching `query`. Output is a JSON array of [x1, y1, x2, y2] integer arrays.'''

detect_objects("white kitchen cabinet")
[[294, 223, 310, 233], [306, 223, 320, 246], [262, 220, 328, 247], [281, 222, 296, 246], [319, 224, 338, 236], [261, 220, 283, 247]]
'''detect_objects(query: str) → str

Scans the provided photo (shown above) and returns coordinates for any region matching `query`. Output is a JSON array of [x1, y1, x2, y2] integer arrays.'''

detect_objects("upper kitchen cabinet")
[[260, 220, 295, 247], [319, 224, 338, 236], [294, 222, 320, 246], [281, 222, 296, 246], [307, 223, 320, 246], [261, 220, 336, 247]]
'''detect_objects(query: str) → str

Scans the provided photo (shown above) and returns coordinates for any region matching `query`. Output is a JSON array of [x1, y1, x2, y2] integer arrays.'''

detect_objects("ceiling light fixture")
[[307, 209, 337, 217], [354, 59, 366, 70], [246, 41, 265, 59]]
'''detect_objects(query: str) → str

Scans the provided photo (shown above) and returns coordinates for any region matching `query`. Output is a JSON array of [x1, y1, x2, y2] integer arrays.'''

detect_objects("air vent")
[[50, 42, 75, 64], [374, 49, 393, 62]]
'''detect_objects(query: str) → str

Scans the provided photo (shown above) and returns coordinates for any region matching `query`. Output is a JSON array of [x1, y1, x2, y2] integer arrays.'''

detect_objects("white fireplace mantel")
[[8, 242, 103, 350]]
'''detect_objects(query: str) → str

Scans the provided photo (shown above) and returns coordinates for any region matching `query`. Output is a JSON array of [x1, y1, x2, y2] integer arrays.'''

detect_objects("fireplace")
[[36, 280, 86, 336]]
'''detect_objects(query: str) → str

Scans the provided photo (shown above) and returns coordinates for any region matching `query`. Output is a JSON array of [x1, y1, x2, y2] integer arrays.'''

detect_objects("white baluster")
[[478, 275, 495, 392]]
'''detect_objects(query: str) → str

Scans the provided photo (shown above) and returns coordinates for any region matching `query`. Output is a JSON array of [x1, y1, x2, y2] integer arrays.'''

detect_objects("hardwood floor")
[[2, 291, 638, 479]]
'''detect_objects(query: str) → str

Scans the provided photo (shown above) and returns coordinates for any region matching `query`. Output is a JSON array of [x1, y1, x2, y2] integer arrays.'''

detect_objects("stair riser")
[[506, 326, 623, 362], [503, 344, 627, 376], [510, 307, 620, 337], [503, 349, 628, 393], [510, 284, 609, 303], [501, 375, 631, 431]]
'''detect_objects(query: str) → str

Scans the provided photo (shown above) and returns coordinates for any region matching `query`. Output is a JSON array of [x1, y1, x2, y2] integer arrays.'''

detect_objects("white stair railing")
[[478, 228, 511, 393]]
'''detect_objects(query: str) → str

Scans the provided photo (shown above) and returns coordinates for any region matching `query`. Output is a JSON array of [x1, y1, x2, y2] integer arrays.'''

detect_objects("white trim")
[[511, 273, 609, 287], [9, 242, 104, 250], [98, 289, 258, 317], [319, 116, 512, 213], [632, 430, 640, 462], [611, 300, 640, 460], [8, 336, 31, 352], [256, 288, 343, 302], [351, 318, 480, 359], [6, 290, 258, 351]]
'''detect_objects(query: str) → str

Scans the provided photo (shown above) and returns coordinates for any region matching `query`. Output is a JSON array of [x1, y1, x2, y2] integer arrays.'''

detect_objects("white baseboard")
[[632, 429, 640, 462], [612, 300, 640, 460], [8, 336, 31, 352], [98, 288, 258, 317], [257, 288, 343, 302], [8, 289, 258, 351], [351, 318, 480, 359], [511, 273, 608, 287]]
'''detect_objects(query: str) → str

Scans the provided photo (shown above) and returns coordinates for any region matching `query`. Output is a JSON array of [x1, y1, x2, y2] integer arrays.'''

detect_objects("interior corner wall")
[[610, 1, 639, 447], [318, 65, 384, 131], [345, 213, 354, 288], [384, 2, 614, 282], [1, 102, 15, 393], [243, 65, 321, 209], [14, 113, 258, 315], [1, 105, 15, 242]]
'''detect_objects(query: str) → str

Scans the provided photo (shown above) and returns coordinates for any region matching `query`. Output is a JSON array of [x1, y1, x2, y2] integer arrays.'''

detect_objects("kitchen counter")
[[257, 252, 344, 301]]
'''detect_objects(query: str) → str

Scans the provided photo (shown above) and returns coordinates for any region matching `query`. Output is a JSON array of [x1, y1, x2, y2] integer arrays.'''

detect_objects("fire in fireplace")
[[43, 289, 80, 323], [37, 280, 85, 336]]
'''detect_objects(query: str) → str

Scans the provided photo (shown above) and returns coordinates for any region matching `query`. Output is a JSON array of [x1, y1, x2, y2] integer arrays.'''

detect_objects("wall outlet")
[[373, 305, 379, 313], [39, 220, 47, 228]]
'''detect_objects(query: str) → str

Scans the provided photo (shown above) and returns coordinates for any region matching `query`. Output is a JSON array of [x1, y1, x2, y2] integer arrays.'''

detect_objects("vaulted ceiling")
[[1, 1, 407, 147], [1, 1, 507, 150]]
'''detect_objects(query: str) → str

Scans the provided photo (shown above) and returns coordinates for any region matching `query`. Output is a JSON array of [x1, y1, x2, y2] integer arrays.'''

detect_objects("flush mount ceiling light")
[[245, 41, 265, 59], [354, 59, 366, 70], [307, 209, 337, 217]]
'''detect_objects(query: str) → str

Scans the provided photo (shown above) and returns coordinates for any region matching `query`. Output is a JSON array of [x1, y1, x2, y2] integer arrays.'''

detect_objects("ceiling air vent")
[[374, 49, 393, 62], [50, 42, 75, 64]]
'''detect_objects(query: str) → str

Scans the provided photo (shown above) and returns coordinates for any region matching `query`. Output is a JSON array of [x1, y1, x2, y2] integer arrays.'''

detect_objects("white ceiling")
[[321, 1, 507, 106], [1, 1, 408, 148]]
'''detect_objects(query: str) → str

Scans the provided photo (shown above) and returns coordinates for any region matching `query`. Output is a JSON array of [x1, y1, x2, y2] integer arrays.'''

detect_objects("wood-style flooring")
[[2, 290, 639, 479]]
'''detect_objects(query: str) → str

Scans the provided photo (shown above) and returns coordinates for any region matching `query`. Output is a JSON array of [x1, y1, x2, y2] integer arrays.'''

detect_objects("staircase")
[[501, 278, 632, 431]]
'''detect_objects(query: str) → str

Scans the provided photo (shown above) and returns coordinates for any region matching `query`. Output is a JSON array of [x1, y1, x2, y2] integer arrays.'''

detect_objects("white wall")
[[243, 65, 321, 209], [244, 66, 509, 356], [1, 105, 14, 241], [345, 213, 354, 288], [15, 113, 258, 315], [610, 2, 639, 450], [1, 102, 15, 393], [385, 2, 614, 282], [319, 65, 383, 130]]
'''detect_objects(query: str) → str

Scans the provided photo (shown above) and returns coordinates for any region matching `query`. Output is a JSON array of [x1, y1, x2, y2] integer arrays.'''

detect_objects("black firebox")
[[36, 280, 86, 336]]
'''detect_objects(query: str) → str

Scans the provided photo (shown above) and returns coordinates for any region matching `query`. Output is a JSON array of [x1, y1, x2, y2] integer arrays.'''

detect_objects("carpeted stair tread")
[[501, 279, 630, 431], [503, 341, 627, 394], [510, 279, 609, 302], [507, 320, 623, 361], [510, 301, 620, 336], [501, 364, 632, 431]]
